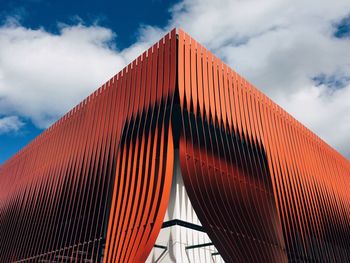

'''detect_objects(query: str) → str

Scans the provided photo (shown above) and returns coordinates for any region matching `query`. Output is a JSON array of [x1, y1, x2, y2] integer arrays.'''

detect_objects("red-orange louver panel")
[[0, 29, 177, 263], [102, 30, 176, 263], [0, 28, 349, 263], [177, 29, 350, 262]]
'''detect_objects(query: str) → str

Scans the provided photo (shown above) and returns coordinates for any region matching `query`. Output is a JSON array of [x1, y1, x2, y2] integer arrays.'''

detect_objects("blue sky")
[[0, 0, 177, 48], [0, 0, 350, 164]]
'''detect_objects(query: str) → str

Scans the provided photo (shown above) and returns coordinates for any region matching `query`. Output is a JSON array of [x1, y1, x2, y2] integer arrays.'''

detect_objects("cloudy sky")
[[0, 0, 349, 163]]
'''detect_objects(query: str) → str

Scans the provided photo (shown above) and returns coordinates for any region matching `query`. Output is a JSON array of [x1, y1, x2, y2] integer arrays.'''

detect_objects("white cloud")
[[0, 115, 24, 134], [282, 83, 350, 157], [0, 21, 127, 128]]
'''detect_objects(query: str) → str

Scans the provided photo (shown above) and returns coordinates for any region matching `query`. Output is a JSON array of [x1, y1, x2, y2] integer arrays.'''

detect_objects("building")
[[0, 28, 349, 263]]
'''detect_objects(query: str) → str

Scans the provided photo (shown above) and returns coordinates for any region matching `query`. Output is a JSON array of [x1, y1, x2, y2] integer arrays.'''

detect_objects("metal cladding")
[[177, 29, 350, 262], [0, 29, 177, 263], [0, 28, 350, 262]]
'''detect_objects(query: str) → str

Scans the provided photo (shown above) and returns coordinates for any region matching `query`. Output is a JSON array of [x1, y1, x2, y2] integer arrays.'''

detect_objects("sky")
[[0, 0, 349, 164]]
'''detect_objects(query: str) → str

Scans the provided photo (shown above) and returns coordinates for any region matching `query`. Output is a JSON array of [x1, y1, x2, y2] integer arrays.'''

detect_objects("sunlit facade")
[[1, 28, 350, 262]]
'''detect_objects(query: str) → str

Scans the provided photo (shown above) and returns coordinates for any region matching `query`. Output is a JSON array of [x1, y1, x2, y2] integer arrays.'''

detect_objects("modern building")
[[0, 28, 349, 263]]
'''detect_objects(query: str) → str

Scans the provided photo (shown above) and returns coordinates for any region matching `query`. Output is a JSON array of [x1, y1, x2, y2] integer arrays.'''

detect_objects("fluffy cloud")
[[0, 21, 127, 128], [0, 115, 24, 134]]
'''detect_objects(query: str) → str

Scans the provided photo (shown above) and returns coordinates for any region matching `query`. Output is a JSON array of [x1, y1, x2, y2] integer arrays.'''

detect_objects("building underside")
[[1, 29, 350, 262]]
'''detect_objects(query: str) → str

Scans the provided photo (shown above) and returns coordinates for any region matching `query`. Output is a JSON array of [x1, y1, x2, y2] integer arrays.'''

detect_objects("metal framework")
[[0, 28, 349, 262]]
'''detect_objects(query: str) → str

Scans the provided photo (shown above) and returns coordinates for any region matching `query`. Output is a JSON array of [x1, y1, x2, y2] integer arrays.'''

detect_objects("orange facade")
[[0, 28, 349, 262]]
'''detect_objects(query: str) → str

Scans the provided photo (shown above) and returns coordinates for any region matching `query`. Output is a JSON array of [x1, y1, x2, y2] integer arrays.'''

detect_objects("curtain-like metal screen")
[[1, 28, 349, 263]]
